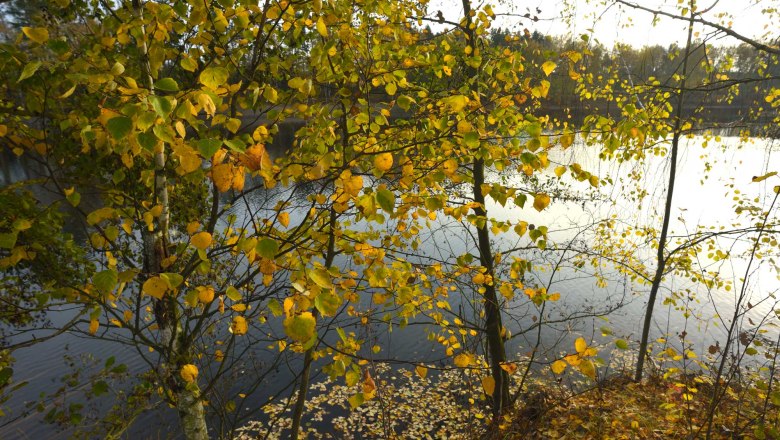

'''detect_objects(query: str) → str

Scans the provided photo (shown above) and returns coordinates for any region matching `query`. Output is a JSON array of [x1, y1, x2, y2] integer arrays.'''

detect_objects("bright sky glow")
[[432, 0, 778, 49]]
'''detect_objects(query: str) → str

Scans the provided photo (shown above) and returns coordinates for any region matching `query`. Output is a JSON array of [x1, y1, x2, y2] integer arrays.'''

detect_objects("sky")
[[434, 0, 778, 49]]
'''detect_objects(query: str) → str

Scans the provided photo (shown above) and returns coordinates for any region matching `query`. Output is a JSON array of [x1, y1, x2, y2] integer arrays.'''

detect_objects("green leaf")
[[424, 196, 443, 211], [93, 269, 118, 294], [18, 61, 42, 82], [155, 77, 179, 92], [385, 82, 397, 95], [91, 380, 109, 397], [0, 232, 18, 249], [314, 290, 341, 317], [199, 66, 229, 90], [256, 238, 278, 259], [66, 190, 81, 207], [107, 116, 132, 139], [226, 286, 242, 302], [138, 132, 157, 151], [180, 57, 198, 72], [376, 188, 395, 214], [196, 139, 222, 158], [463, 131, 480, 147], [0, 367, 13, 386], [152, 124, 174, 143], [224, 138, 246, 153], [396, 95, 415, 111], [348, 392, 365, 409], [149, 95, 173, 118], [160, 272, 183, 288], [283, 312, 316, 342], [267, 299, 283, 317], [309, 268, 332, 288], [345, 369, 360, 387], [615, 339, 629, 350]]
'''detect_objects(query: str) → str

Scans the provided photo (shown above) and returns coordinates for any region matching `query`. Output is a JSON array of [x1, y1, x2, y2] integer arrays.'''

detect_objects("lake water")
[[1, 133, 778, 439]]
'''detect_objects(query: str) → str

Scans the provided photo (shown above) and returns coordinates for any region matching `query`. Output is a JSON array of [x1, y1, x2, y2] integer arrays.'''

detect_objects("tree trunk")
[[134, 1, 209, 437], [473, 157, 510, 416], [460, 0, 510, 418], [634, 3, 695, 382]]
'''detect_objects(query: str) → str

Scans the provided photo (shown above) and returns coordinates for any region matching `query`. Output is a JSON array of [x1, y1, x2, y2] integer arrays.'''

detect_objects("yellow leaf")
[[197, 286, 215, 303], [339, 370, 357, 388], [374, 152, 393, 173], [564, 353, 581, 366], [123, 310, 133, 323], [316, 17, 328, 37], [232, 166, 246, 191], [541, 60, 557, 77], [472, 273, 486, 284], [454, 353, 471, 368], [240, 144, 272, 172], [481, 376, 495, 396], [533, 193, 550, 212], [578, 359, 596, 379], [230, 316, 248, 335], [142, 276, 168, 299], [186, 221, 201, 235], [500, 362, 518, 375], [60, 84, 77, 99], [278, 212, 290, 228], [574, 337, 588, 354], [442, 95, 468, 112], [89, 319, 99, 335], [231, 303, 247, 312], [551, 359, 567, 374], [191, 231, 212, 250], [554, 166, 566, 177], [443, 158, 458, 177], [22, 27, 49, 44], [334, 170, 364, 200], [283, 312, 317, 342], [415, 365, 428, 379], [211, 163, 233, 192], [309, 268, 332, 288], [180, 364, 199, 383], [752, 171, 777, 183]]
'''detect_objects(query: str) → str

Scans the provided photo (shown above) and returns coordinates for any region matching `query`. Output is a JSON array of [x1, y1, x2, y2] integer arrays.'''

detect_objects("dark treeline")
[[488, 27, 780, 130]]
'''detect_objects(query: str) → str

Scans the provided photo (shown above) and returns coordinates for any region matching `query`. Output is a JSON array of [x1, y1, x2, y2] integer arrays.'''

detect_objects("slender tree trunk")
[[634, 4, 695, 382], [473, 157, 510, 416], [459, 0, 510, 417], [133, 1, 208, 437]]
